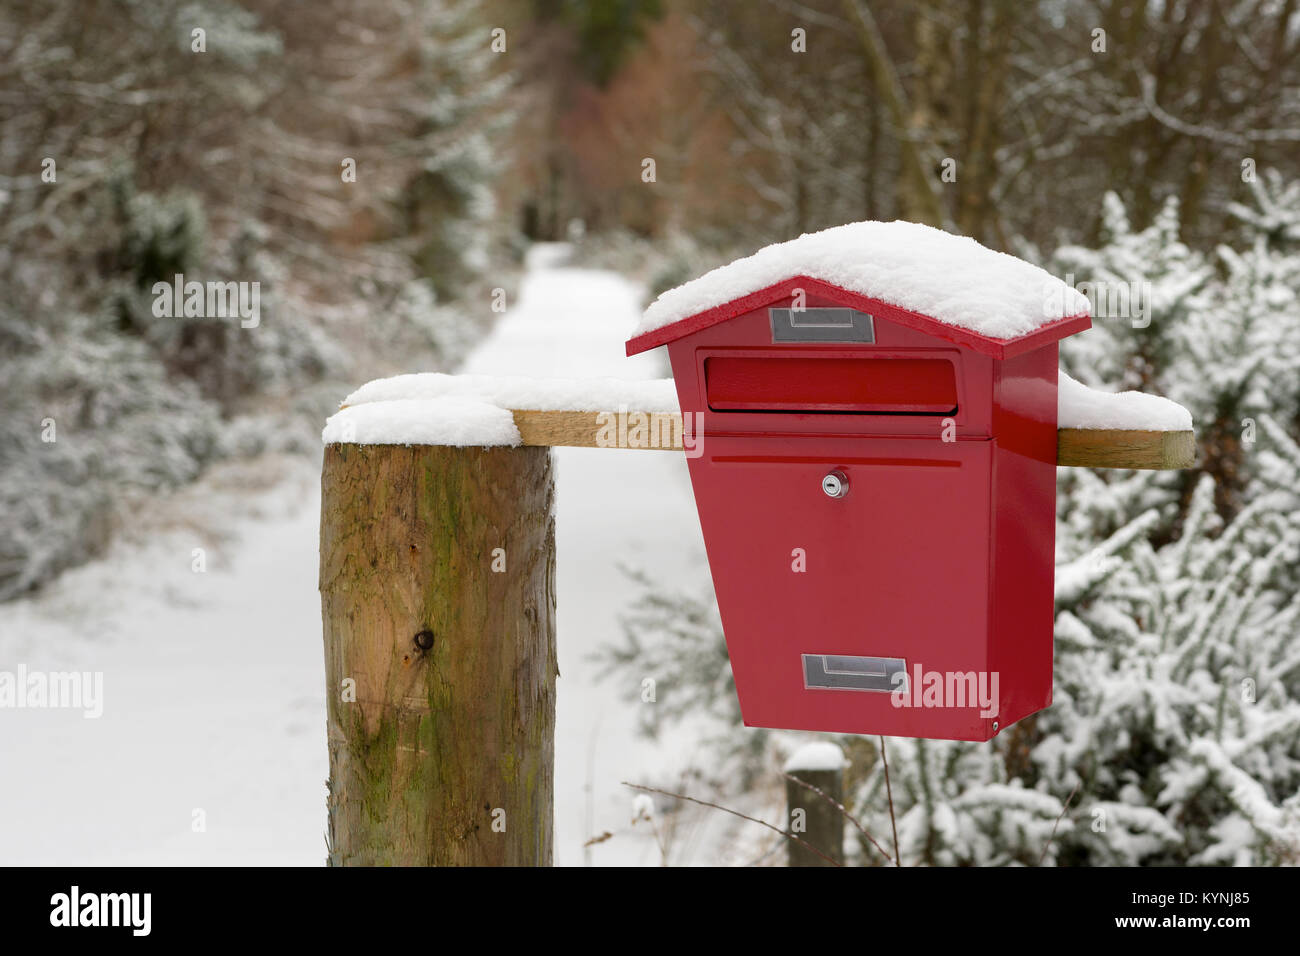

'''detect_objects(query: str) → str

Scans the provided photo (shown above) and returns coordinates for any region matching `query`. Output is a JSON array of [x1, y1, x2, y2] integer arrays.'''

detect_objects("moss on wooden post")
[[320, 443, 556, 866]]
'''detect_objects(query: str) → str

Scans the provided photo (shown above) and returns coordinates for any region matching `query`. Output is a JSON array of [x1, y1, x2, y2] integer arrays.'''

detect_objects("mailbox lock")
[[821, 470, 849, 499]]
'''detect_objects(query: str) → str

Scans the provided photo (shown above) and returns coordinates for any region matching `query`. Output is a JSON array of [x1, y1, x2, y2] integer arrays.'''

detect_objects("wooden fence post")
[[319, 442, 557, 865], [785, 744, 847, 867]]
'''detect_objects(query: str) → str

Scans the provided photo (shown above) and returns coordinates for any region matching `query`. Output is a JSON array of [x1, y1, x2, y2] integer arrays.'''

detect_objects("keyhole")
[[822, 470, 849, 499]]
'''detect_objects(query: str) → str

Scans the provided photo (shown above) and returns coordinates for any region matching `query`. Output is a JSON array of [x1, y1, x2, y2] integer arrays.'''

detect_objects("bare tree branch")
[[622, 781, 843, 867]]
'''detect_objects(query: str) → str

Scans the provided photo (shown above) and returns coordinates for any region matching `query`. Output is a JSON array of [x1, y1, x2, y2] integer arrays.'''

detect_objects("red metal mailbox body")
[[628, 273, 1090, 741]]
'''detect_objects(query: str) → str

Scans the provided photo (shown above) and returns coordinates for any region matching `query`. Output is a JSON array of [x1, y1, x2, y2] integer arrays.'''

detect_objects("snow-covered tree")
[[868, 187, 1300, 866], [0, 0, 513, 601], [1052, 193, 1214, 394], [604, 182, 1300, 866]]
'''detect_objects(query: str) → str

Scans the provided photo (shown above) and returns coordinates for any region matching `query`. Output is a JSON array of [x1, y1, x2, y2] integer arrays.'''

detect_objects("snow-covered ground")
[[0, 455, 326, 865], [0, 244, 719, 866]]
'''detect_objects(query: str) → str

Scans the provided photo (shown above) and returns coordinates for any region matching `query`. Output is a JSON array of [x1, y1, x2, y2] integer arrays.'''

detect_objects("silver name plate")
[[770, 308, 875, 343]]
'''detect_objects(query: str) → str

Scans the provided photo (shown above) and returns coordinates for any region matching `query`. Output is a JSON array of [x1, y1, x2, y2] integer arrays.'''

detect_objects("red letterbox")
[[626, 221, 1091, 741]]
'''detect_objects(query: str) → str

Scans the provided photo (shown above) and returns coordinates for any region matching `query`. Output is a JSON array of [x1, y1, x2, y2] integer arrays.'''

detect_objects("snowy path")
[[0, 245, 713, 866], [461, 245, 713, 864], [0, 458, 326, 865]]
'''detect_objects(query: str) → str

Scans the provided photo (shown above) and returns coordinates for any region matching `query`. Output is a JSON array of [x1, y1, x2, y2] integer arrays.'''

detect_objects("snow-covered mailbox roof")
[[627, 220, 1092, 358]]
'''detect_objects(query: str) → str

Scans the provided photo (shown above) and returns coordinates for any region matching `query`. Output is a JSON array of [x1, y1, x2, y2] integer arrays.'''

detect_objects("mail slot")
[[626, 223, 1091, 742], [705, 355, 958, 414]]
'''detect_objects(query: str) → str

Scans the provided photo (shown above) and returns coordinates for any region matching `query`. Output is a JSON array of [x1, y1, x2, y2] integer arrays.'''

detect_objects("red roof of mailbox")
[[626, 220, 1092, 360]]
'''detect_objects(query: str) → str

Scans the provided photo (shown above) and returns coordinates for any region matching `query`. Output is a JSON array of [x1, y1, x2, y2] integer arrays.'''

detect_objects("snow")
[[636, 219, 1091, 342], [783, 741, 848, 773], [0, 455, 327, 864], [322, 396, 520, 446], [631, 793, 656, 823], [0, 244, 718, 866], [457, 248, 723, 865], [332, 358, 1192, 444], [341, 372, 679, 413], [1058, 370, 1193, 431], [330, 357, 1193, 442]]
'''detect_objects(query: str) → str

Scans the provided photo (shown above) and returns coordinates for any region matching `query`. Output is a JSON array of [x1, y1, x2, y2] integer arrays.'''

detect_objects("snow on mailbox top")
[[627, 219, 1092, 358]]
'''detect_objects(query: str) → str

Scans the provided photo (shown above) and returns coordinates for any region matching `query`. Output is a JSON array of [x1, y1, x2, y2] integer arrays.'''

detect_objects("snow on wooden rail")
[[327, 372, 1195, 470]]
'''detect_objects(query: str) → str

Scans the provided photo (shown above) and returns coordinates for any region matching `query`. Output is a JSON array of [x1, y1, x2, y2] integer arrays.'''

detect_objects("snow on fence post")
[[784, 742, 848, 867], [319, 429, 556, 865]]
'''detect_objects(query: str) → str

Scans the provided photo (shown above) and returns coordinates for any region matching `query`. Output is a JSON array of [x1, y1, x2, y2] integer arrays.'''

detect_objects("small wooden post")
[[785, 745, 847, 867], [319, 442, 557, 865]]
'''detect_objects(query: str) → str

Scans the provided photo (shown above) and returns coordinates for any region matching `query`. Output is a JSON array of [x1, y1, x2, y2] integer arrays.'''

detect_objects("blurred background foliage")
[[4, 0, 1297, 598], [2, 0, 1300, 865]]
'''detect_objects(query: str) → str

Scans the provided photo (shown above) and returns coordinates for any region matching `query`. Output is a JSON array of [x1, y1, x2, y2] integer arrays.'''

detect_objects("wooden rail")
[[506, 409, 1196, 470]]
